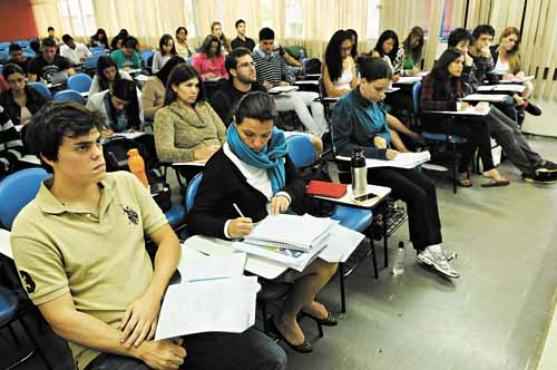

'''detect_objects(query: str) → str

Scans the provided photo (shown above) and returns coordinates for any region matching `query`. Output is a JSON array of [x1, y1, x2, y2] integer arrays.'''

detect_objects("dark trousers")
[[422, 118, 495, 173], [368, 167, 442, 251], [85, 328, 287, 370]]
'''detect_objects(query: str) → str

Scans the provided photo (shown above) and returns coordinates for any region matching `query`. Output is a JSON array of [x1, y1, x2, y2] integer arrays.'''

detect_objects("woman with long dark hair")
[[401, 26, 425, 76], [88, 55, 132, 95], [192, 35, 228, 81], [154, 64, 225, 165], [86, 78, 142, 133], [322, 30, 359, 97], [143, 56, 186, 120], [372, 30, 402, 77], [152, 34, 177, 74], [421, 49, 508, 187], [90, 28, 109, 49], [332, 57, 460, 279]]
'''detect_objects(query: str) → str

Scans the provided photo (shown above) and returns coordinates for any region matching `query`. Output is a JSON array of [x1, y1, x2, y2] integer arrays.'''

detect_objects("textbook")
[[244, 214, 338, 252], [337, 151, 431, 170]]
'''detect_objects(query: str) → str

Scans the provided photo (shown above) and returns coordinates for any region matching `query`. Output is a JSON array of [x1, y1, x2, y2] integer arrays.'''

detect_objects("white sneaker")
[[417, 247, 460, 279], [442, 246, 458, 262]]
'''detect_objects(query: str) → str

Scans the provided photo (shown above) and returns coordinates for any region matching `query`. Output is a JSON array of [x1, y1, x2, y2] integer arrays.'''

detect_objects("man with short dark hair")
[[60, 34, 91, 65], [11, 101, 288, 370], [231, 19, 255, 51], [253, 27, 328, 137], [210, 47, 265, 125], [47, 26, 61, 44], [8, 43, 29, 74], [110, 37, 142, 69], [28, 37, 74, 82]]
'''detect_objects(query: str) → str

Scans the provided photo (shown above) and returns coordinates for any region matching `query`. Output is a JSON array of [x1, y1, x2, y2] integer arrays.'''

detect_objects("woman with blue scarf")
[[187, 91, 338, 353]]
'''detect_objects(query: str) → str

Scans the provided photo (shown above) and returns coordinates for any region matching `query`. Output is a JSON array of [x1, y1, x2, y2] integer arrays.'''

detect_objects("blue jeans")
[[85, 328, 287, 370]]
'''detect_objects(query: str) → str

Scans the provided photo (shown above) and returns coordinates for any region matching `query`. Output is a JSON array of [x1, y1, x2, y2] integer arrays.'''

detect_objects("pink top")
[[191, 53, 228, 80]]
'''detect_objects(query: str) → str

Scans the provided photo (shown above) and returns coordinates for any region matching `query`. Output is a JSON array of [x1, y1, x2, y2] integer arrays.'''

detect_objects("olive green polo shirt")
[[11, 171, 168, 370]]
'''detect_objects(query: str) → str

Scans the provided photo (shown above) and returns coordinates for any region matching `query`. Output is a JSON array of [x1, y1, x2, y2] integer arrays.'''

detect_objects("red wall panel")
[[0, 0, 38, 42]]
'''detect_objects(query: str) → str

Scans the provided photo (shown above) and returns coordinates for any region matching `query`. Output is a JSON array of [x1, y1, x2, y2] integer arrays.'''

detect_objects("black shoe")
[[268, 317, 313, 353], [522, 173, 557, 184], [536, 161, 557, 174], [524, 102, 542, 116], [301, 310, 338, 326]]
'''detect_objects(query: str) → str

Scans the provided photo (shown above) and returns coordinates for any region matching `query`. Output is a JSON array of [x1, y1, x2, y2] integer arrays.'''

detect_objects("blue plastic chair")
[[412, 81, 467, 193], [185, 173, 203, 213], [15, 40, 30, 48], [90, 47, 106, 55], [0, 168, 49, 229], [165, 202, 186, 229], [28, 82, 52, 100], [0, 287, 53, 369], [83, 54, 101, 70], [286, 134, 376, 313], [53, 89, 85, 104], [67, 73, 92, 93]]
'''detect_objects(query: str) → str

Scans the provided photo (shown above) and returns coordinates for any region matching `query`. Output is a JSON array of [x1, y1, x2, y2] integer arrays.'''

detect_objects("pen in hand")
[[229, 203, 253, 239]]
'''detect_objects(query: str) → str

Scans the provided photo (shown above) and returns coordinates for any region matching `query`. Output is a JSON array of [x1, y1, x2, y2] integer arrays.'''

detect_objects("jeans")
[[274, 91, 328, 136], [485, 106, 543, 176], [85, 328, 287, 370]]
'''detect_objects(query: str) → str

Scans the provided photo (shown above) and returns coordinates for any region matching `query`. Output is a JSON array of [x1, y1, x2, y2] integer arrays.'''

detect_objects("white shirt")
[[60, 43, 92, 65], [494, 57, 510, 75]]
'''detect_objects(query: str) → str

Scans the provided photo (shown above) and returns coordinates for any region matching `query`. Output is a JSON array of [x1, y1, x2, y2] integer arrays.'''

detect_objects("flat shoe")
[[301, 310, 338, 326], [481, 179, 510, 188], [269, 317, 313, 353]]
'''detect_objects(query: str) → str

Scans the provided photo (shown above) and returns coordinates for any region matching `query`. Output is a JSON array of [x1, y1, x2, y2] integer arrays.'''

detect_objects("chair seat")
[[330, 206, 373, 232], [165, 204, 185, 227], [0, 287, 18, 325], [422, 132, 467, 144]]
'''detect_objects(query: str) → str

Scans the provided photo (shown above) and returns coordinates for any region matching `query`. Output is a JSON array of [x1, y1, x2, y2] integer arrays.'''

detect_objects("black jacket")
[[186, 148, 305, 239], [0, 86, 47, 126], [209, 79, 266, 126]]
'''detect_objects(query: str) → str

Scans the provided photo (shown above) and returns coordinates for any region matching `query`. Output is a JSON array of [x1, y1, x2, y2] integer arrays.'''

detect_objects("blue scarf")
[[227, 124, 287, 194]]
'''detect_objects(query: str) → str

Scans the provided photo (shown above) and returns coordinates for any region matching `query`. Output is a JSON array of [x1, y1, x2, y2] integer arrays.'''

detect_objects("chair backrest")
[[90, 47, 106, 55], [0, 168, 49, 229], [28, 82, 52, 100], [83, 54, 101, 70], [303, 58, 322, 75], [67, 73, 92, 93], [53, 89, 85, 104], [411, 81, 422, 115], [142, 50, 154, 66], [185, 173, 203, 213], [286, 134, 318, 169]]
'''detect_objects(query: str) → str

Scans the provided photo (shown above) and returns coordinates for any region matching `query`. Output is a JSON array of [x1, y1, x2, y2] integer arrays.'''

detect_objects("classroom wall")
[[0, 0, 38, 42]]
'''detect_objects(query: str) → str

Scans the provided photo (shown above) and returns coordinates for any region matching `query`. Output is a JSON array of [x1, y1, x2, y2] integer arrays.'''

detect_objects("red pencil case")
[[305, 180, 347, 198]]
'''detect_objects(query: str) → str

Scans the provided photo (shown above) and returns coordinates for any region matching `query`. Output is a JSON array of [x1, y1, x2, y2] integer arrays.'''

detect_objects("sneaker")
[[524, 102, 542, 116], [522, 172, 557, 184], [417, 247, 460, 279], [536, 161, 557, 174], [442, 247, 458, 262]]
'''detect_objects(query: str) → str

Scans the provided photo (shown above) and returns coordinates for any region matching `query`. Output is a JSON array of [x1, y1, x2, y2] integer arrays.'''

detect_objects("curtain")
[[519, 0, 557, 100], [30, 0, 64, 38], [489, 0, 524, 36], [465, 0, 492, 29]]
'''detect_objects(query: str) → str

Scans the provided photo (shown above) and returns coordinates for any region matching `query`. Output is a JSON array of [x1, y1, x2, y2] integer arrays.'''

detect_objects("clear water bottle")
[[392, 242, 405, 276], [351, 148, 367, 197]]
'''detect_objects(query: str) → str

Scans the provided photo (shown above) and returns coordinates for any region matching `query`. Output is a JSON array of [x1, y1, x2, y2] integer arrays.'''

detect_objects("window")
[[58, 0, 96, 37], [285, 0, 303, 38], [260, 0, 274, 29], [367, 0, 380, 40]]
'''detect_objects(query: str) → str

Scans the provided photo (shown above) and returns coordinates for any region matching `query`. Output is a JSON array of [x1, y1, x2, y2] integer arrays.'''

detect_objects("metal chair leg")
[[371, 239, 379, 280], [316, 321, 324, 338], [339, 262, 346, 314], [383, 209, 389, 268]]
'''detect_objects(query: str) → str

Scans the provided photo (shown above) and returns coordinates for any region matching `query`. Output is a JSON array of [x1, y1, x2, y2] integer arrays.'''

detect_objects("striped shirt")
[[0, 105, 24, 176], [252, 47, 294, 85]]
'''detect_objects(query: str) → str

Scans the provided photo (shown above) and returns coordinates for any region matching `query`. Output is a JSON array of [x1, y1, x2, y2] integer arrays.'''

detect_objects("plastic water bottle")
[[127, 148, 149, 188], [351, 148, 367, 197], [392, 242, 405, 276]]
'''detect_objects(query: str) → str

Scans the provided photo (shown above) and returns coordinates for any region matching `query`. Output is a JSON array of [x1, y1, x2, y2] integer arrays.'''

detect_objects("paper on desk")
[[337, 151, 431, 170], [462, 94, 507, 102], [155, 276, 260, 340], [178, 248, 246, 282], [0, 229, 12, 259], [318, 224, 365, 263], [112, 131, 148, 140]]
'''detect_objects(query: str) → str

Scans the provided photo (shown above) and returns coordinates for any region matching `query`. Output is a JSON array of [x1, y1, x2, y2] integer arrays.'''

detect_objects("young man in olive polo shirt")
[[11, 102, 287, 370]]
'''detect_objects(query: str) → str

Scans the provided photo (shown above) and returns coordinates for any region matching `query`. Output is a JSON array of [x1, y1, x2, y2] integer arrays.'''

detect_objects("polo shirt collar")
[[37, 176, 114, 215]]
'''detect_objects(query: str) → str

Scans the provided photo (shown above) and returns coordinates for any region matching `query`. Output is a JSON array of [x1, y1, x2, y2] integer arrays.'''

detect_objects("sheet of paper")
[[155, 276, 260, 340], [0, 229, 12, 259], [178, 249, 246, 282], [337, 151, 431, 170], [183, 236, 287, 279], [19, 155, 41, 165], [112, 131, 148, 140], [318, 224, 365, 263], [269, 85, 299, 94], [462, 94, 507, 102]]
